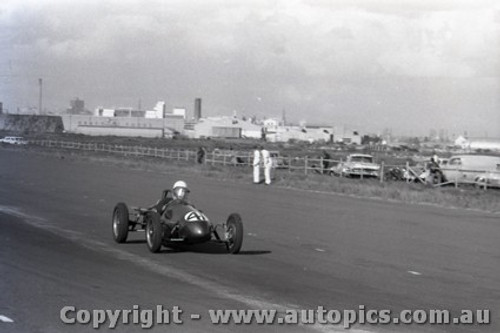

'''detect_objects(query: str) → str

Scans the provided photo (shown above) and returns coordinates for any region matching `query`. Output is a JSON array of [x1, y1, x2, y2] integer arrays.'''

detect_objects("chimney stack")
[[194, 98, 202, 121]]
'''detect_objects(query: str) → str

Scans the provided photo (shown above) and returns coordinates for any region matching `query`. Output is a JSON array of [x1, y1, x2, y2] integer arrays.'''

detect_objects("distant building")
[[454, 135, 469, 149], [172, 107, 186, 119], [145, 101, 165, 119], [455, 136, 500, 151], [63, 101, 184, 138], [333, 126, 362, 145], [187, 116, 262, 139], [67, 98, 92, 115]]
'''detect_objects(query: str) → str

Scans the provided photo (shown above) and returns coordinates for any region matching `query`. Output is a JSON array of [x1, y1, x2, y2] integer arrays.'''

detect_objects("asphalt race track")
[[1, 149, 499, 333]]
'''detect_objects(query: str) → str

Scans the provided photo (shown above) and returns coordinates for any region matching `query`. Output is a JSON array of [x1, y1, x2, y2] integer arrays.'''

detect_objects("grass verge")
[[9, 145, 500, 214]]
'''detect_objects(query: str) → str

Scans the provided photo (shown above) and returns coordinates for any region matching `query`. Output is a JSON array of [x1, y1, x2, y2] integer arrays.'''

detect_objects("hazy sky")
[[1, 0, 499, 136]]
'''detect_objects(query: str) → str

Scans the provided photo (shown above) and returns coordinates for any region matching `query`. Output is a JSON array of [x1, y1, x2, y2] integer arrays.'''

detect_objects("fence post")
[[304, 156, 308, 175], [406, 161, 410, 183], [380, 161, 384, 183], [212, 151, 215, 166], [320, 157, 324, 174]]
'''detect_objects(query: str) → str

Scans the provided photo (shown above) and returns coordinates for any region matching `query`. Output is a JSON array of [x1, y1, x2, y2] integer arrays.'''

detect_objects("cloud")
[[0, 0, 499, 135]]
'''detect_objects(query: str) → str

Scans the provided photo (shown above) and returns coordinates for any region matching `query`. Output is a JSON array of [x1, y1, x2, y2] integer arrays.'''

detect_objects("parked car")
[[329, 153, 380, 178], [474, 172, 500, 189], [440, 155, 500, 185], [0, 136, 28, 145]]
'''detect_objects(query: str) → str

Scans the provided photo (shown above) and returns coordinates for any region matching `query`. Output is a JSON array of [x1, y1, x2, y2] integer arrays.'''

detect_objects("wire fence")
[[29, 140, 500, 190]]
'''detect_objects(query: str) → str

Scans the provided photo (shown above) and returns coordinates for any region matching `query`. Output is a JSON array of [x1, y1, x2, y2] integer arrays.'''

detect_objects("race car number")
[[184, 211, 208, 222]]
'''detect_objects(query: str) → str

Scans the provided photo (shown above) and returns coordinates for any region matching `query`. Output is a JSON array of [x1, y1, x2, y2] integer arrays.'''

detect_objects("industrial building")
[[455, 136, 500, 151], [61, 101, 184, 138], [58, 96, 361, 143], [185, 116, 262, 139]]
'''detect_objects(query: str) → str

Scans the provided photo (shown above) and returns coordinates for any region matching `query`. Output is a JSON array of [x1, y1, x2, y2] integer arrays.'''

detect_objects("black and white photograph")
[[1, 0, 499, 332]]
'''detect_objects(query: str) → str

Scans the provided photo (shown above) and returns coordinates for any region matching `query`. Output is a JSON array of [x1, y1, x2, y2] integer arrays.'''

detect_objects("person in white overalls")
[[261, 147, 272, 185], [253, 146, 261, 184]]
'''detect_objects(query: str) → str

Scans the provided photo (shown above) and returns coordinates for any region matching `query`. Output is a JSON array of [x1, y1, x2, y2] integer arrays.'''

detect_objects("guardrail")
[[29, 140, 500, 190]]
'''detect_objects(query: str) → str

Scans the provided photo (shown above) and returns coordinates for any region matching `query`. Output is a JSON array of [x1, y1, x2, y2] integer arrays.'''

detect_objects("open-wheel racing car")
[[111, 189, 243, 254]]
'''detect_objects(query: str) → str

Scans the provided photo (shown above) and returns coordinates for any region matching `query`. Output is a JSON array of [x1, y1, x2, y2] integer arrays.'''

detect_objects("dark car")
[[112, 190, 243, 254]]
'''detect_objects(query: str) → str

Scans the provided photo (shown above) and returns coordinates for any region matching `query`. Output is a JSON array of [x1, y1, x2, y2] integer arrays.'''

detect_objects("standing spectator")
[[428, 152, 442, 184], [253, 146, 261, 184], [261, 146, 272, 185], [196, 146, 206, 164], [322, 150, 331, 173], [431, 151, 440, 166]]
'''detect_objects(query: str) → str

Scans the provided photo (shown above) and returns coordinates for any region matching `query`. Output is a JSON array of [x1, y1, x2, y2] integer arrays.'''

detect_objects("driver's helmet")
[[172, 180, 189, 201]]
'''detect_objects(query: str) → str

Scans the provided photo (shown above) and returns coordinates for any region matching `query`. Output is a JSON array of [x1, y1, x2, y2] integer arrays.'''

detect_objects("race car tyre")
[[112, 202, 129, 243], [225, 213, 243, 254], [146, 212, 163, 253]]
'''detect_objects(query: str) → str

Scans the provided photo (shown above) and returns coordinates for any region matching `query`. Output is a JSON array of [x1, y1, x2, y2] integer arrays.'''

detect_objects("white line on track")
[[0, 315, 14, 323], [0, 205, 375, 333]]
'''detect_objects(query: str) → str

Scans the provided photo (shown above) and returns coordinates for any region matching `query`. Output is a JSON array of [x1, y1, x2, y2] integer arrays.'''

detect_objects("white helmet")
[[172, 180, 189, 200]]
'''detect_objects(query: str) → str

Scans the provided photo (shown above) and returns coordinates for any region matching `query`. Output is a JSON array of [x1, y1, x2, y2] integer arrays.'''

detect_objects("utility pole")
[[38, 78, 43, 114]]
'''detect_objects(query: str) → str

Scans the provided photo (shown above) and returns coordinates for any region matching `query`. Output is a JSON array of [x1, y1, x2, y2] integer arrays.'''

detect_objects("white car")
[[0, 136, 28, 145], [474, 172, 500, 189], [330, 153, 380, 178], [441, 155, 500, 185]]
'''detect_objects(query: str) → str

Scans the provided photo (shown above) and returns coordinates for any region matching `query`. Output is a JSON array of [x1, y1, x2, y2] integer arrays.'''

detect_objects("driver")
[[153, 180, 190, 214], [172, 180, 190, 202]]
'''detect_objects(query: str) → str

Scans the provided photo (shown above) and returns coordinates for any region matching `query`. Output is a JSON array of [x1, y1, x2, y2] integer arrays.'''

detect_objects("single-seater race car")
[[111, 190, 243, 254]]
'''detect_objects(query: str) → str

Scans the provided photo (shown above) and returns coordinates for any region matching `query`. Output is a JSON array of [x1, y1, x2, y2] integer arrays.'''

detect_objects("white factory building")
[[185, 116, 262, 139], [61, 101, 184, 138], [454, 136, 500, 151]]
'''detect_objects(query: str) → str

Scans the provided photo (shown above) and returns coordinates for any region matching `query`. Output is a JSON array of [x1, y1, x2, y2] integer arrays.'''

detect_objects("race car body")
[[112, 190, 243, 254], [162, 201, 212, 243]]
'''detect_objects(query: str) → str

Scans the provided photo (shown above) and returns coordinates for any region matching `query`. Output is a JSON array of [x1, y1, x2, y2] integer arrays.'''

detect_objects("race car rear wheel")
[[112, 202, 129, 243], [146, 212, 163, 253], [225, 213, 243, 254]]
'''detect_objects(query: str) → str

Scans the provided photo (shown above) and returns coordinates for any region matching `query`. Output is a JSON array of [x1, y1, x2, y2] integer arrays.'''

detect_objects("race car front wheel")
[[146, 212, 163, 253], [225, 213, 243, 254], [112, 203, 129, 243]]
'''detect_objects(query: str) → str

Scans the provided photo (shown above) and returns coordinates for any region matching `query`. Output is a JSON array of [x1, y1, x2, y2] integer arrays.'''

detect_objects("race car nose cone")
[[179, 222, 211, 243], [192, 225, 203, 235]]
